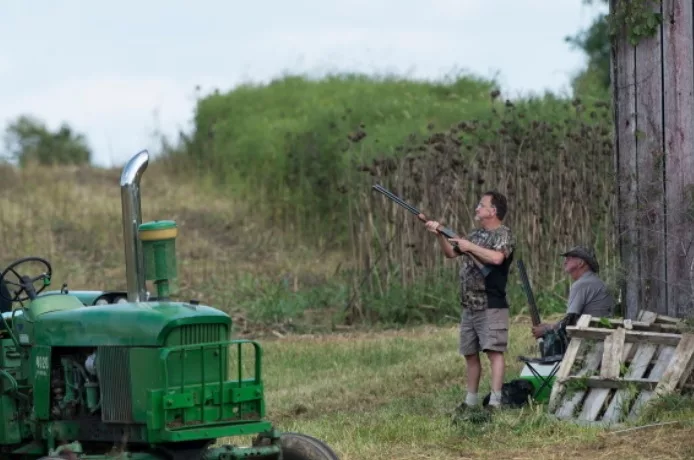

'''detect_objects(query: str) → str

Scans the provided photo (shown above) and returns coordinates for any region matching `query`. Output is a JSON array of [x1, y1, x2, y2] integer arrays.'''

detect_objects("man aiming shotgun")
[[371, 184, 492, 276], [372, 185, 515, 411]]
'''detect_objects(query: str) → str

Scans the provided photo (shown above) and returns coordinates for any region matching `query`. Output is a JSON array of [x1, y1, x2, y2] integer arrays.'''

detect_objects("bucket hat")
[[561, 245, 599, 273]]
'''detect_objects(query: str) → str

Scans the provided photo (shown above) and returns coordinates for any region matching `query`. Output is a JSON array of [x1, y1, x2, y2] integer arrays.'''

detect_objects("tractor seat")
[[0, 279, 11, 315]]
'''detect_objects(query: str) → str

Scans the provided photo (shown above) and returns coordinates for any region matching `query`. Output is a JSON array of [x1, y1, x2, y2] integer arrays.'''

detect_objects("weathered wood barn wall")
[[612, 0, 694, 319]]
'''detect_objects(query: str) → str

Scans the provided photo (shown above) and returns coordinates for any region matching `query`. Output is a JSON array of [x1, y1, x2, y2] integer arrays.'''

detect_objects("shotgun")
[[516, 258, 545, 352], [371, 184, 492, 277]]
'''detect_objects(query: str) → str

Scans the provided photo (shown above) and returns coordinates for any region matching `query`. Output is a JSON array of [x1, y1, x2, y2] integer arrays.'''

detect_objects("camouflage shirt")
[[459, 224, 515, 311]]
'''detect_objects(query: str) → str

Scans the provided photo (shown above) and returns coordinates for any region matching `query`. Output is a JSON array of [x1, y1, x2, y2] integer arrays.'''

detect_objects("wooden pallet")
[[547, 311, 694, 425]]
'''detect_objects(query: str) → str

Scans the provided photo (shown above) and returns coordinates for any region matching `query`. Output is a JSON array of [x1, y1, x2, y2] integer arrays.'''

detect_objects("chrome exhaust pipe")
[[120, 149, 149, 302]]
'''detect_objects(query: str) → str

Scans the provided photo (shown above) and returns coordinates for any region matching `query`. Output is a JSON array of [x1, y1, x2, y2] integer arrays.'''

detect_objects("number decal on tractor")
[[35, 355, 49, 369], [35, 355, 49, 376]]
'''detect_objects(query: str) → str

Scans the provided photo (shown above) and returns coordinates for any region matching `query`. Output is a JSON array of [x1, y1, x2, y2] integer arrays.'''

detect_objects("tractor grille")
[[163, 324, 230, 388], [97, 347, 133, 423], [165, 324, 228, 346]]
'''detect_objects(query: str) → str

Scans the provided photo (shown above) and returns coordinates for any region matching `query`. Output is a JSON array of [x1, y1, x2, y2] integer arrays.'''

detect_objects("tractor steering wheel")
[[0, 257, 52, 303]]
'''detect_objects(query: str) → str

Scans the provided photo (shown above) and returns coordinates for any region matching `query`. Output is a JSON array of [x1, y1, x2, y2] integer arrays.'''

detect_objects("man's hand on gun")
[[531, 323, 552, 339], [424, 220, 440, 234], [425, 220, 470, 251]]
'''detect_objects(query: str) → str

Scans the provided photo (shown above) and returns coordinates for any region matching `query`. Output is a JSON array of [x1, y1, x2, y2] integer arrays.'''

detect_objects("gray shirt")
[[566, 271, 615, 318]]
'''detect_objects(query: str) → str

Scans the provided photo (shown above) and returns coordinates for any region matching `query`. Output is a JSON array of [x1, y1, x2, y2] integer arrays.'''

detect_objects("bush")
[[159, 73, 616, 325], [160, 72, 498, 240]]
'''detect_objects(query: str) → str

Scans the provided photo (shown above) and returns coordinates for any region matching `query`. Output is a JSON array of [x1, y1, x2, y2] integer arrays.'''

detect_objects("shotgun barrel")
[[371, 184, 492, 277]]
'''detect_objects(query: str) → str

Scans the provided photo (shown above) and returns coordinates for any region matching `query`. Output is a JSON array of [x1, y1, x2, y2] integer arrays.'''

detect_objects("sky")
[[0, 0, 607, 167]]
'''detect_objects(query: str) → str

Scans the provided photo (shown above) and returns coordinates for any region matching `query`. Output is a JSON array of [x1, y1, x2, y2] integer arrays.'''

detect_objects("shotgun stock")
[[371, 184, 492, 277], [517, 259, 541, 326], [517, 258, 546, 353]]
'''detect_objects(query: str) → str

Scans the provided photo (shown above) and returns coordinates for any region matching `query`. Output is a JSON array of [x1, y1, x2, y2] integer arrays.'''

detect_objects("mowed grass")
[[2, 162, 693, 458], [222, 319, 694, 460]]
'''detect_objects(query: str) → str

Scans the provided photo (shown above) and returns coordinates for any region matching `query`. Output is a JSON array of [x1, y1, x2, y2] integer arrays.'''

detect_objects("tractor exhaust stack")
[[120, 149, 149, 303]]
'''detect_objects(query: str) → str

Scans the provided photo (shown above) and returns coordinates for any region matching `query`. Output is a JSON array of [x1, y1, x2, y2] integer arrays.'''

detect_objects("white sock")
[[489, 391, 502, 406], [465, 392, 478, 406]]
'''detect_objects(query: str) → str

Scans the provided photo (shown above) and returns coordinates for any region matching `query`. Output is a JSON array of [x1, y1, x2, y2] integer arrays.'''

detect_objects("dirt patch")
[[489, 424, 694, 460]]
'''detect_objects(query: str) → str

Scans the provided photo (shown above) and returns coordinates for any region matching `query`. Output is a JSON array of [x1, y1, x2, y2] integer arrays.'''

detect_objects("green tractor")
[[0, 150, 340, 460]]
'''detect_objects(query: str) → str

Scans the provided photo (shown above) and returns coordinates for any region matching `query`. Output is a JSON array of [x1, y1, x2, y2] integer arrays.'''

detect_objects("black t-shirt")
[[459, 224, 516, 309]]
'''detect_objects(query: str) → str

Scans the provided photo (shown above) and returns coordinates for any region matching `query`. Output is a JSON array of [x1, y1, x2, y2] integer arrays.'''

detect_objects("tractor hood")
[[40, 290, 127, 306], [30, 299, 231, 347]]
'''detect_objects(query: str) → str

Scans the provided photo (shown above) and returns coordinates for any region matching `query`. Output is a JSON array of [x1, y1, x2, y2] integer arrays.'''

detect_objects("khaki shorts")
[[459, 307, 509, 355]]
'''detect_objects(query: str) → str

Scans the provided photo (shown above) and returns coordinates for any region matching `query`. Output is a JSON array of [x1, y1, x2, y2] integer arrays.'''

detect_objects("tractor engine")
[[49, 348, 100, 420]]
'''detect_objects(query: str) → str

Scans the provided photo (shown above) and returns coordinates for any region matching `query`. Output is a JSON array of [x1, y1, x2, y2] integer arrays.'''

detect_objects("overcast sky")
[[0, 0, 607, 167]]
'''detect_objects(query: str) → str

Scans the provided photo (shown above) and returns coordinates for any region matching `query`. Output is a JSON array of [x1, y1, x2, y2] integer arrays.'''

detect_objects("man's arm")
[[556, 312, 581, 329], [552, 282, 591, 330], [425, 220, 464, 259], [532, 312, 581, 338], [458, 228, 515, 266], [462, 242, 506, 265], [436, 232, 459, 259], [532, 284, 587, 337]]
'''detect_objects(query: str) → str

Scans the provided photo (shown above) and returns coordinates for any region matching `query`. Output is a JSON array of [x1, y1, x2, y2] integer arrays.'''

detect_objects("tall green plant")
[[158, 73, 498, 242], [346, 92, 617, 322]]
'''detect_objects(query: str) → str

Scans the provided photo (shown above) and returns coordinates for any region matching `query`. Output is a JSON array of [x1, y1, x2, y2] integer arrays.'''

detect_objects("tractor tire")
[[278, 432, 340, 460]]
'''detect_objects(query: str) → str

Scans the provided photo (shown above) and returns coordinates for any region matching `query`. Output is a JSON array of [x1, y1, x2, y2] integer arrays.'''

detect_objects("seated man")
[[532, 245, 615, 344]]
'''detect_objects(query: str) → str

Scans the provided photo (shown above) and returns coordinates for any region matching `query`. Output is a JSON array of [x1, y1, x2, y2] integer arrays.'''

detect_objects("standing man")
[[532, 245, 615, 341], [425, 190, 515, 410]]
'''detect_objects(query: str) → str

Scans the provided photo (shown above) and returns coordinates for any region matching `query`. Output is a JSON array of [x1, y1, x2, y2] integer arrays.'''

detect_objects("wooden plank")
[[579, 329, 627, 421], [557, 341, 633, 423], [624, 340, 638, 362], [578, 387, 610, 421], [603, 343, 658, 422], [622, 335, 694, 421], [633, 0, 667, 317], [563, 376, 658, 391], [629, 345, 676, 418], [663, 0, 694, 318], [652, 333, 694, 395], [601, 328, 626, 378], [610, 0, 639, 321], [548, 314, 592, 412], [653, 314, 684, 324], [637, 310, 658, 325], [589, 317, 681, 333], [621, 342, 635, 368], [555, 342, 605, 419], [567, 326, 681, 347]]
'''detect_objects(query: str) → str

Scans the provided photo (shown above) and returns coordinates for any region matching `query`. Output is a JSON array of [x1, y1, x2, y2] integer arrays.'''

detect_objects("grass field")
[[240, 321, 694, 460], [0, 161, 350, 330], [2, 132, 693, 458]]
